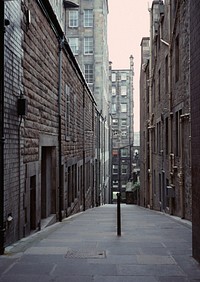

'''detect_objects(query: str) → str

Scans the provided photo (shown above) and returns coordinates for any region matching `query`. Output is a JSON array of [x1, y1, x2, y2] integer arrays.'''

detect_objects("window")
[[112, 73, 116, 82], [84, 9, 93, 27], [112, 103, 117, 113], [69, 10, 78, 27], [112, 86, 116, 96], [121, 148, 128, 157], [112, 130, 118, 137], [84, 37, 93, 55], [121, 164, 128, 174], [157, 121, 161, 153], [112, 164, 118, 174], [153, 79, 155, 106], [158, 69, 161, 102], [112, 180, 119, 189], [68, 38, 79, 55], [121, 131, 127, 138], [165, 55, 168, 94], [112, 149, 118, 156], [84, 64, 93, 84], [121, 85, 127, 96], [121, 73, 127, 81], [73, 94, 77, 141], [175, 35, 179, 82], [112, 118, 118, 125], [121, 103, 127, 113], [165, 117, 168, 155], [121, 119, 127, 126], [67, 166, 72, 206], [65, 84, 71, 141], [175, 109, 182, 156]]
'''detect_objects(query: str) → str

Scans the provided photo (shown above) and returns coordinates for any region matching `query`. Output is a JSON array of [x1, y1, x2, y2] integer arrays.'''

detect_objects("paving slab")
[[0, 204, 200, 282]]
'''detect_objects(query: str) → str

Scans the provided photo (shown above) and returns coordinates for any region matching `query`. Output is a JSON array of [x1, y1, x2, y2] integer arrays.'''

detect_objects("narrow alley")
[[0, 204, 199, 282]]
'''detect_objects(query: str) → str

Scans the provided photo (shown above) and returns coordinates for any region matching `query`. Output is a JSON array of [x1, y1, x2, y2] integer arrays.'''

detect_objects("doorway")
[[41, 146, 56, 219], [30, 175, 36, 230]]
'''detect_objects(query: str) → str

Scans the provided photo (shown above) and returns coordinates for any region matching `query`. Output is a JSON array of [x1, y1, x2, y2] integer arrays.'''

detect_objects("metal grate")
[[65, 249, 106, 259]]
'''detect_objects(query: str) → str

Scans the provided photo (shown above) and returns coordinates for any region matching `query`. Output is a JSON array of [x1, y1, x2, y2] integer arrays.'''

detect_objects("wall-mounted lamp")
[[7, 213, 13, 222], [18, 95, 27, 116]]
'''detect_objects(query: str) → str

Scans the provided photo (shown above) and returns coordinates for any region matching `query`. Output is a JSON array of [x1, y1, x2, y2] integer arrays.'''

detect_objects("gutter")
[[83, 87, 86, 211]]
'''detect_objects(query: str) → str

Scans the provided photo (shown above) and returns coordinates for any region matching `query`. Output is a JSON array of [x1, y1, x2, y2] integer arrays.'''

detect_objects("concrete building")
[[109, 57, 134, 203], [0, 0, 98, 254], [140, 1, 191, 220], [49, 0, 110, 204]]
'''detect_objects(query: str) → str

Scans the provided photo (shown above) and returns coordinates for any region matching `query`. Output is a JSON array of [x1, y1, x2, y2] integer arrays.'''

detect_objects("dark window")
[[158, 69, 161, 102], [165, 55, 168, 94], [175, 109, 182, 156], [175, 35, 179, 82], [165, 117, 168, 155]]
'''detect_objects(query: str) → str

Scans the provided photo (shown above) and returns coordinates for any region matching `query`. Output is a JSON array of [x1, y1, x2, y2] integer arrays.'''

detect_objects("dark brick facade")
[[3, 0, 97, 248], [190, 0, 200, 264], [140, 1, 191, 220]]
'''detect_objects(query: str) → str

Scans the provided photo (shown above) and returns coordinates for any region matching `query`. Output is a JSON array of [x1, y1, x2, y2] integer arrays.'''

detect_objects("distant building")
[[109, 57, 134, 203], [140, 1, 191, 220]]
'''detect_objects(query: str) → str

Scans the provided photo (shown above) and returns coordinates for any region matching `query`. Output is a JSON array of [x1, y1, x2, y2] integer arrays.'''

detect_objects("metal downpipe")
[[58, 37, 64, 222]]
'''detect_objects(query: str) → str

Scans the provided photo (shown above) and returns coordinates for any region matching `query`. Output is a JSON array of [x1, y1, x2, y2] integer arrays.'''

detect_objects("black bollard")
[[117, 192, 121, 236]]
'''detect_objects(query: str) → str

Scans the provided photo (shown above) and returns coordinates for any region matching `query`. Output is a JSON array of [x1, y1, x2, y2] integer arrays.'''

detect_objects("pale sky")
[[108, 0, 152, 132]]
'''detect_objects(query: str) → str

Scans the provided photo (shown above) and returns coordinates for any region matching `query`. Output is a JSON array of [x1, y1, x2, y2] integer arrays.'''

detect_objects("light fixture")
[[7, 213, 13, 222]]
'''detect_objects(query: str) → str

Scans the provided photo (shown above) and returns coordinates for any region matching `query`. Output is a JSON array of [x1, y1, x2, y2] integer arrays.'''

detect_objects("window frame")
[[84, 9, 93, 27], [84, 37, 93, 55], [84, 64, 93, 84], [68, 37, 79, 55], [69, 10, 78, 27]]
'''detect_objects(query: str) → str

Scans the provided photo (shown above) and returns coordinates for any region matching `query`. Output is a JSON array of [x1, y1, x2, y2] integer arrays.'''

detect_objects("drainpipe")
[[166, 0, 173, 215], [0, 0, 5, 255], [149, 6, 153, 209], [179, 113, 190, 219], [58, 37, 64, 222], [103, 116, 106, 204], [179, 116, 184, 218], [97, 112, 101, 206], [83, 86, 86, 211]]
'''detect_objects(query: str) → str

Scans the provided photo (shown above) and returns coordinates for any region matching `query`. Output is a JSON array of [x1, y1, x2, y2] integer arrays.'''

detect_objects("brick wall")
[[140, 1, 191, 219], [190, 0, 200, 263], [4, 0, 96, 247], [4, 0, 23, 245]]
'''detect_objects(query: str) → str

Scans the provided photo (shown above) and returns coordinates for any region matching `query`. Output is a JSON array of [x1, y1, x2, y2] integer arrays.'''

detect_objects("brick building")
[[0, 0, 98, 253], [190, 0, 200, 264], [140, 37, 150, 207], [140, 1, 191, 219]]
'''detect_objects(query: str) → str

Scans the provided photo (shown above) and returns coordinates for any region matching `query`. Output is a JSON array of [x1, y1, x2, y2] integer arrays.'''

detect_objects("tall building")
[[140, 1, 191, 219], [109, 57, 134, 203], [50, 0, 110, 204]]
